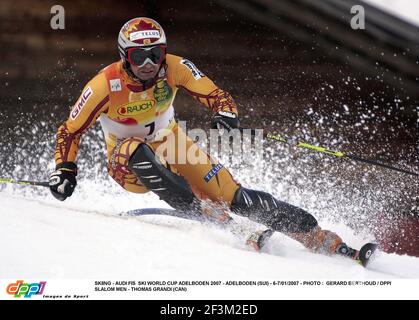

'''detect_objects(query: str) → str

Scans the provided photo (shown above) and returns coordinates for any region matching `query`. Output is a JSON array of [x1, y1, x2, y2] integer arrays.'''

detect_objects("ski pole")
[[0, 178, 50, 187], [239, 128, 418, 177]]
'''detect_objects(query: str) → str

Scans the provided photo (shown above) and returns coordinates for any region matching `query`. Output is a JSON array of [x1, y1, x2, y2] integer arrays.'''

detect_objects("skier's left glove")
[[211, 111, 240, 132], [49, 162, 77, 201]]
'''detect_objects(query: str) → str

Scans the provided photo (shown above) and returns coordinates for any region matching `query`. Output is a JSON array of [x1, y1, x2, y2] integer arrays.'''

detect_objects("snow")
[[1, 192, 418, 281], [363, 0, 419, 26]]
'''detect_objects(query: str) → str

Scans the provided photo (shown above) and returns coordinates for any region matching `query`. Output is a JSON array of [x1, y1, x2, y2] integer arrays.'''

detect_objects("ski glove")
[[211, 111, 240, 132], [49, 162, 77, 201]]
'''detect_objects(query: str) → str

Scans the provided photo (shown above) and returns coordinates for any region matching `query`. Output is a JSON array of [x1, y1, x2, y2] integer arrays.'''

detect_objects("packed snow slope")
[[1, 192, 418, 280]]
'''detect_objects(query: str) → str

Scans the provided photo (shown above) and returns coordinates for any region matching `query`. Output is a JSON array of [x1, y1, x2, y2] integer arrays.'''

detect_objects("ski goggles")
[[126, 45, 166, 67]]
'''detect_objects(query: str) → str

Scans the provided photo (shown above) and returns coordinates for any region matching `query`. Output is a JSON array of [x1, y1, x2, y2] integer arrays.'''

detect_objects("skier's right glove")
[[49, 162, 77, 201]]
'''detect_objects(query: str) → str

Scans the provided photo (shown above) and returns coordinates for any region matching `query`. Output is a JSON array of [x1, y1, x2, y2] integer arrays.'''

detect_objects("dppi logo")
[[6, 280, 46, 298]]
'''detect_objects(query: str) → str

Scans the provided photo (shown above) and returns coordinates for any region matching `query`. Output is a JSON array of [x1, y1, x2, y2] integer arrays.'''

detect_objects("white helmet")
[[118, 17, 167, 64]]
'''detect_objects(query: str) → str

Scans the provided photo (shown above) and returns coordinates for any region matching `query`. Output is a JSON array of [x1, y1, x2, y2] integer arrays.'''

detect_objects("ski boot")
[[336, 243, 378, 267], [199, 200, 275, 251], [246, 229, 275, 251]]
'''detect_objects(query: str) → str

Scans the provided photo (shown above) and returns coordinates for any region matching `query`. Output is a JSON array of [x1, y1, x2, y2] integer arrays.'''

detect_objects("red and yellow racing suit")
[[55, 54, 240, 204], [54, 54, 345, 255]]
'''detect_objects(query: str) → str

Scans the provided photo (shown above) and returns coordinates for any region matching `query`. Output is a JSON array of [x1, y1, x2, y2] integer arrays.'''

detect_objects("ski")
[[121, 207, 274, 251], [122, 207, 206, 222], [357, 243, 378, 268]]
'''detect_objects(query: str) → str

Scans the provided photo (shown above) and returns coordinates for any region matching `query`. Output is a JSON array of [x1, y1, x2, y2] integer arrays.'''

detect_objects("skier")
[[49, 17, 370, 263]]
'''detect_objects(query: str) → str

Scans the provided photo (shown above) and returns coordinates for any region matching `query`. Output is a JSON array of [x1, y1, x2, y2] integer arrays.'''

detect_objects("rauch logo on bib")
[[117, 101, 154, 116]]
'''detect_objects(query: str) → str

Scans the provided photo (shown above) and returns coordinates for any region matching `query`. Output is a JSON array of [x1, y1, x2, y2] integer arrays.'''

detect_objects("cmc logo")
[[6, 280, 46, 298], [117, 101, 154, 116]]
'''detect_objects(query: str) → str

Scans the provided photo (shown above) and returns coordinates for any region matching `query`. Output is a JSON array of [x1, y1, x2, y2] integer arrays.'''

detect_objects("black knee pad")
[[128, 143, 196, 211], [231, 187, 318, 233]]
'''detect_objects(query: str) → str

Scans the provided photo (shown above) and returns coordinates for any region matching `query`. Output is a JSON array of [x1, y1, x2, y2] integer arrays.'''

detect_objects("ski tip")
[[358, 243, 378, 268]]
